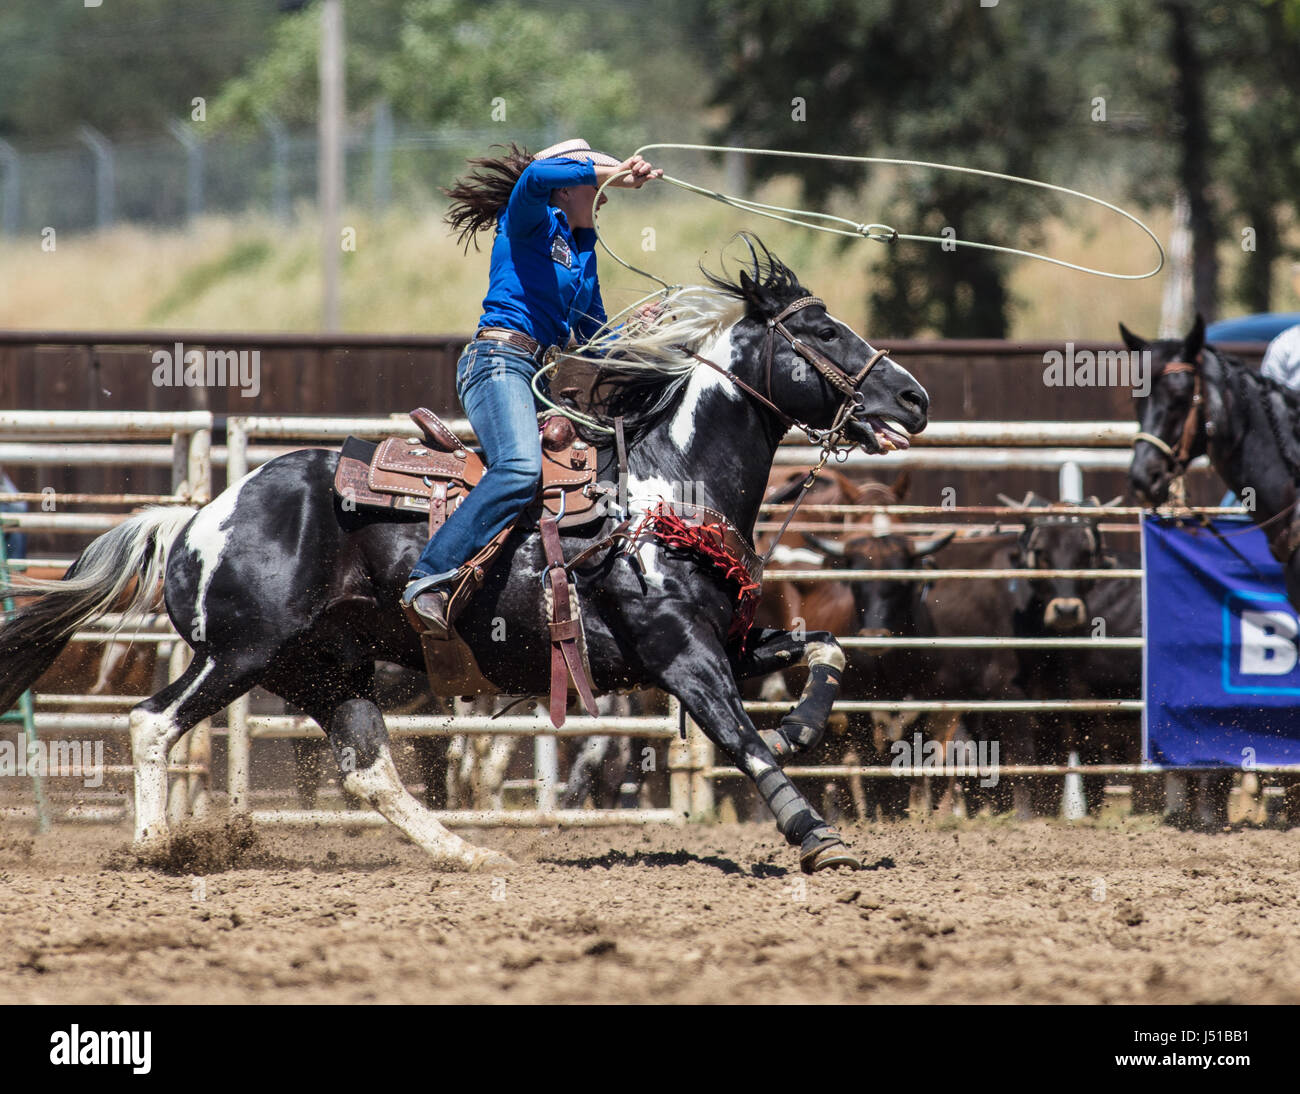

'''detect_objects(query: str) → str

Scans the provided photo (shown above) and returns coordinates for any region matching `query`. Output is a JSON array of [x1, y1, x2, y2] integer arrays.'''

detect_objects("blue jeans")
[[409, 341, 543, 581]]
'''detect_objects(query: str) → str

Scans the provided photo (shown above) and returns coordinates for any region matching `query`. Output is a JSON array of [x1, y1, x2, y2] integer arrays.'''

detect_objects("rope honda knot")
[[859, 223, 898, 242]]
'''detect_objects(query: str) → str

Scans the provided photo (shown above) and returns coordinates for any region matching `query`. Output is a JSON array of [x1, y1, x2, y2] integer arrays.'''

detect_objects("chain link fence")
[[0, 115, 660, 236]]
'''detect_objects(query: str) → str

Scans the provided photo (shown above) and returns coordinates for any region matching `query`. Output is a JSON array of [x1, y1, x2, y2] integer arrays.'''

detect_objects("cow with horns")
[[996, 492, 1144, 816]]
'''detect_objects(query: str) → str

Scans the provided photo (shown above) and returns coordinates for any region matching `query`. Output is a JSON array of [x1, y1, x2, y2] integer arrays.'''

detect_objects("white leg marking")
[[131, 709, 180, 845], [344, 743, 514, 871], [130, 660, 215, 846]]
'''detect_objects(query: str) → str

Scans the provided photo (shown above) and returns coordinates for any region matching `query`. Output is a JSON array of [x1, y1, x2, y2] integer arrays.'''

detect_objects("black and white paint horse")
[[0, 244, 928, 873]]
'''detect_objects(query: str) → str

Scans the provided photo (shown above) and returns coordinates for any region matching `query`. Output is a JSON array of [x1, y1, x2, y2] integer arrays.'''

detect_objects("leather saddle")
[[331, 407, 607, 726], [333, 407, 606, 536]]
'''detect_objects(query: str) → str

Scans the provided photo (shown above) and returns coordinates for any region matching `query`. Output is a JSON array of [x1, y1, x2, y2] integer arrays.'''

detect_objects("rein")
[[681, 294, 888, 445]]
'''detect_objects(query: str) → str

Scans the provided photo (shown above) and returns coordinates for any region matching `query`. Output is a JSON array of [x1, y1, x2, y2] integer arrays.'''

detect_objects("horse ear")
[[1118, 322, 1147, 352], [738, 268, 777, 315], [1184, 313, 1206, 361], [891, 471, 911, 502]]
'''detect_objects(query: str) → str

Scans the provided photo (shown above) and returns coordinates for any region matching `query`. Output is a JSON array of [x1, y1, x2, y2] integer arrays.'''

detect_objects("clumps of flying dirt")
[[111, 814, 268, 875]]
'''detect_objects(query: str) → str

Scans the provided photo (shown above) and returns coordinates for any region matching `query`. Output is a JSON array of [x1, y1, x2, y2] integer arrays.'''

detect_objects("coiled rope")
[[531, 142, 1167, 429], [594, 142, 1166, 289]]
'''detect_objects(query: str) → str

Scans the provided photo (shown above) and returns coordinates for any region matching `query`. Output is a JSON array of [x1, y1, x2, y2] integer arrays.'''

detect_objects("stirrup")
[[402, 570, 462, 640], [402, 569, 460, 605]]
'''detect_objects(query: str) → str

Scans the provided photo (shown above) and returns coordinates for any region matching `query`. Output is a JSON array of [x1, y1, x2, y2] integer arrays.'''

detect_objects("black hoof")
[[799, 830, 862, 873]]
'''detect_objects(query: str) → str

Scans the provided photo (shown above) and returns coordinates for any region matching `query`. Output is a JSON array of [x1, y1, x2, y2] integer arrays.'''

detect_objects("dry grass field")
[[2, 173, 1242, 340]]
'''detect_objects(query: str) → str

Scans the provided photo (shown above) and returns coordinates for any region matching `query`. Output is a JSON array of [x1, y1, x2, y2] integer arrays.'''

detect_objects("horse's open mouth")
[[866, 416, 912, 452]]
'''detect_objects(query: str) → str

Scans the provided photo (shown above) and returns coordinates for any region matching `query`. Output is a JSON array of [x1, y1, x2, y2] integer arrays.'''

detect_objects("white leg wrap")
[[805, 640, 846, 673]]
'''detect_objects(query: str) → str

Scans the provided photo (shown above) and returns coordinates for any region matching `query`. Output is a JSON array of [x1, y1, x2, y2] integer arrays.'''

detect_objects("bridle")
[[679, 293, 892, 565], [1132, 356, 1203, 476], [683, 294, 889, 447]]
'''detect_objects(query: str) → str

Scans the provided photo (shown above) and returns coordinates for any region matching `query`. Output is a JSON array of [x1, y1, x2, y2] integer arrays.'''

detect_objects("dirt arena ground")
[[1, 815, 1297, 1005]]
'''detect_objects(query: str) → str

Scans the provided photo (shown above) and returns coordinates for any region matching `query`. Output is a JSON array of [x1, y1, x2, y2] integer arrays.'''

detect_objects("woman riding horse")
[[402, 139, 662, 633]]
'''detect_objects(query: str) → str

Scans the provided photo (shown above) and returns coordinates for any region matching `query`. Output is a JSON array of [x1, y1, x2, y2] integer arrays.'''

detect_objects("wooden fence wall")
[[0, 332, 1265, 554]]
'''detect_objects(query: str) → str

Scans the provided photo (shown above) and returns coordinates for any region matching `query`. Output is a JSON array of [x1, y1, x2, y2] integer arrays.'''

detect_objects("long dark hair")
[[442, 142, 532, 252]]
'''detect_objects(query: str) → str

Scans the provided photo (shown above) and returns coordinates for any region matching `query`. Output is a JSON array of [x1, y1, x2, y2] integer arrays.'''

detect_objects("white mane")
[[571, 285, 747, 375]]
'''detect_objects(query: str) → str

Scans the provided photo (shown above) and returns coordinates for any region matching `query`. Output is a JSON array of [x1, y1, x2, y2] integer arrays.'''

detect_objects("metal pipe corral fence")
[[0, 337, 1285, 831]]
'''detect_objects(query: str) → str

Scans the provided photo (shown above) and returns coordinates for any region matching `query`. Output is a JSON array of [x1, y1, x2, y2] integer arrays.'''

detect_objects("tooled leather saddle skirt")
[[332, 407, 607, 535]]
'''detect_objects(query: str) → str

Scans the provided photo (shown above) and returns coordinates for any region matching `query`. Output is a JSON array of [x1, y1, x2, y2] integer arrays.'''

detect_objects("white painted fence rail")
[[0, 411, 212, 828]]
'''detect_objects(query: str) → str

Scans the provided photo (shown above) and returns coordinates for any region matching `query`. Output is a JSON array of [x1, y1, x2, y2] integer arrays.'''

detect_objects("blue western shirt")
[[477, 158, 607, 353]]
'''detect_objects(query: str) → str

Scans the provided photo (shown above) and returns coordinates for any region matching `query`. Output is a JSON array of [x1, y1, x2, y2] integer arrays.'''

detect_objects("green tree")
[[1109, 0, 1300, 318], [0, 0, 275, 137], [705, 0, 1103, 337], [210, 0, 638, 148]]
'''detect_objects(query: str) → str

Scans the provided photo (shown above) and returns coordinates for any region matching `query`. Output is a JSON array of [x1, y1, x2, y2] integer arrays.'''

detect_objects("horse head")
[[1125, 315, 1209, 505], [714, 238, 930, 452]]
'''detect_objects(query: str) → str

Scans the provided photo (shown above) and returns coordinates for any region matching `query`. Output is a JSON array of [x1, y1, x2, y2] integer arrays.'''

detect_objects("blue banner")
[[1143, 516, 1300, 765]]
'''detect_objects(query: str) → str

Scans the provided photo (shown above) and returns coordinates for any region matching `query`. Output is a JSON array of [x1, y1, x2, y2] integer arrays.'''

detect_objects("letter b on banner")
[[1240, 610, 1298, 675]]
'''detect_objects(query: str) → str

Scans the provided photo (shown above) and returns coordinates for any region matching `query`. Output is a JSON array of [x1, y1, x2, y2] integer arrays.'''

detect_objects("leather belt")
[[475, 326, 543, 360]]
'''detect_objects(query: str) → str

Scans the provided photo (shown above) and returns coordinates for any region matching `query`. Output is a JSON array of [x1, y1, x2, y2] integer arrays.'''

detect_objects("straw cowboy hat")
[[532, 138, 621, 168]]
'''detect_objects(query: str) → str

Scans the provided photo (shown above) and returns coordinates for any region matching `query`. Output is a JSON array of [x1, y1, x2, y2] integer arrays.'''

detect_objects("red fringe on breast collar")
[[632, 502, 761, 643]]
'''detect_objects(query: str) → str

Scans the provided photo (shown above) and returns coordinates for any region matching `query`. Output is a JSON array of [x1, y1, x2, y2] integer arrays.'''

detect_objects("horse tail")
[[0, 506, 196, 713]]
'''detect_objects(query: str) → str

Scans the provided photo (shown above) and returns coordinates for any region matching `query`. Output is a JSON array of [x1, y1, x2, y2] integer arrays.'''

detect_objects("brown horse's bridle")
[[684, 295, 889, 444], [1133, 356, 1203, 474], [679, 294, 894, 565]]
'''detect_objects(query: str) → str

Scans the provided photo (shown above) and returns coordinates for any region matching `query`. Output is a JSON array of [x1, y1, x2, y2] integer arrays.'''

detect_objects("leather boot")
[[402, 573, 458, 639]]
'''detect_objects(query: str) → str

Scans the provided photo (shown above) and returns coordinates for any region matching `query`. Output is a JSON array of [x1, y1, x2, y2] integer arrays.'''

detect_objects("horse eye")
[[818, 327, 837, 341]]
